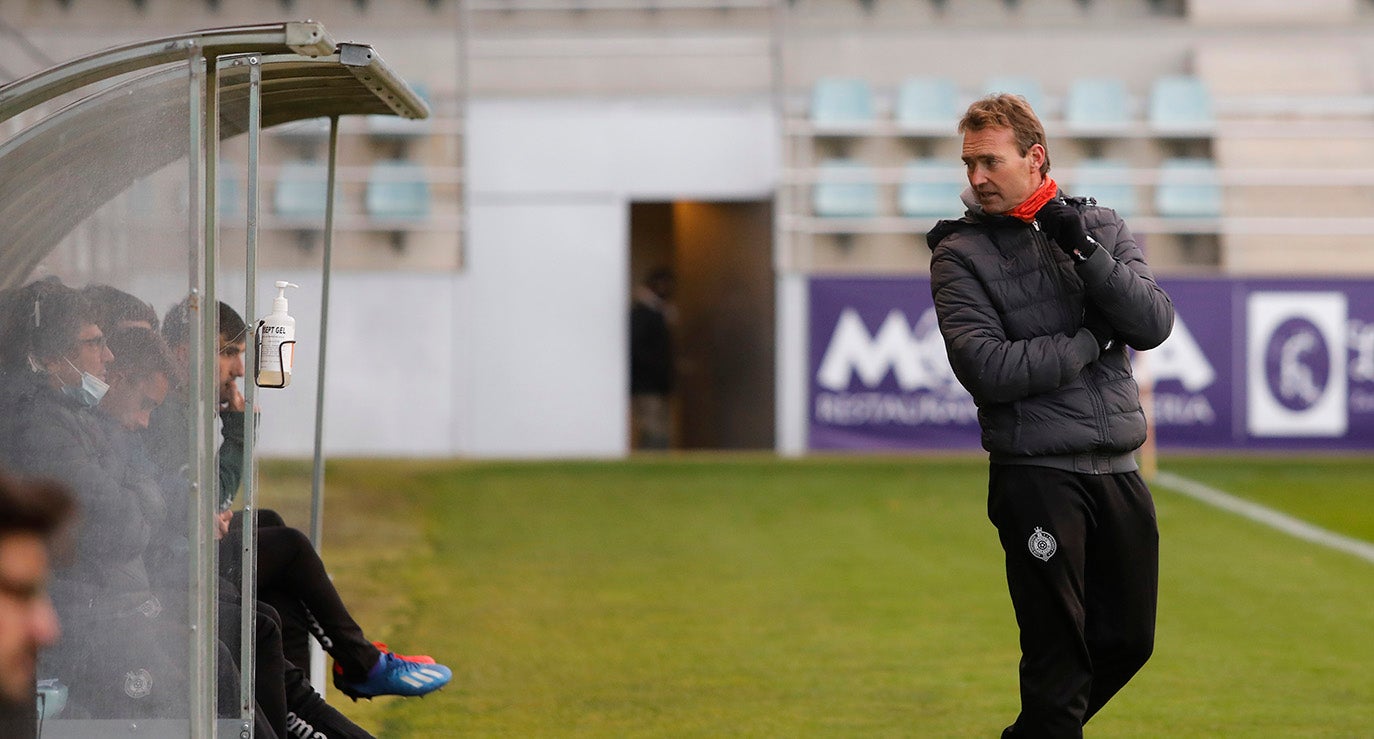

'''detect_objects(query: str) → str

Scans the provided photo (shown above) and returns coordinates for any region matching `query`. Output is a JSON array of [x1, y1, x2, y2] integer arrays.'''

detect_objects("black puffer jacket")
[[927, 190, 1174, 470]]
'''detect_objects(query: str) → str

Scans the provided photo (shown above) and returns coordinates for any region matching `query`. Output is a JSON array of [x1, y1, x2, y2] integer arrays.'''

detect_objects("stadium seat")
[[216, 161, 241, 219], [898, 159, 964, 218], [810, 77, 876, 129], [1149, 75, 1214, 134], [1155, 157, 1222, 218], [982, 75, 1045, 112], [1069, 159, 1138, 217], [1065, 77, 1132, 133], [895, 77, 960, 133], [273, 160, 332, 221], [813, 158, 879, 218], [366, 160, 431, 220]]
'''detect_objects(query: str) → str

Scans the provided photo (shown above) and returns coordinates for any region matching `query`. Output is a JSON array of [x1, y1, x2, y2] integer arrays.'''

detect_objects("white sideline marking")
[[1155, 471, 1374, 566]]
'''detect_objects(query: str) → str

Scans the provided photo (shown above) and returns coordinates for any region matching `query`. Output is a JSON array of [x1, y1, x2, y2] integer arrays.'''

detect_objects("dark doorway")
[[629, 200, 775, 450]]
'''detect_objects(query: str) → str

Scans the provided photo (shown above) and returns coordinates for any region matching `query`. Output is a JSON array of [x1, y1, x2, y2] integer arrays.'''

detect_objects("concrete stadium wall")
[[219, 96, 777, 457]]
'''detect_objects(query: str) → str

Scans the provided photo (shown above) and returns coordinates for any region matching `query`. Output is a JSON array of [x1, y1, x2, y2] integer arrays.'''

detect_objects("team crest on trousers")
[[1028, 527, 1057, 561], [123, 668, 152, 699]]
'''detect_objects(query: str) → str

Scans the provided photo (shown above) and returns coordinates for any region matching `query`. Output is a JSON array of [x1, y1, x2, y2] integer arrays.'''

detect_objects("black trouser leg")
[[218, 598, 288, 739], [223, 520, 380, 681], [1082, 471, 1158, 723], [989, 465, 1092, 739], [215, 639, 280, 739], [270, 593, 317, 677], [989, 465, 1158, 738], [282, 661, 376, 739], [227, 509, 315, 670]]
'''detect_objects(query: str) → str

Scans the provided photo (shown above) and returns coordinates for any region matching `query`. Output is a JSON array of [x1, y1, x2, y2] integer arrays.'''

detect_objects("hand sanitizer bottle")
[[255, 281, 299, 388]]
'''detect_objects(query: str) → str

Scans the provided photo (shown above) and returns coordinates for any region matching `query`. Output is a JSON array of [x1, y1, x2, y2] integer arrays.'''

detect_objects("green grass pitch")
[[259, 456, 1374, 737]]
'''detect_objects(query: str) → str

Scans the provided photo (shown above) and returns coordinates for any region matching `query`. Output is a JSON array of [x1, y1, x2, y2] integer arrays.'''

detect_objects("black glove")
[[1082, 305, 1115, 353], [1036, 199, 1098, 262]]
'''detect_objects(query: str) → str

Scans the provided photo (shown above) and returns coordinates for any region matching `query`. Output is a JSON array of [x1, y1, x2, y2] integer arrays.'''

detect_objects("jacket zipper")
[[1031, 220, 1075, 328], [1033, 219, 1110, 450]]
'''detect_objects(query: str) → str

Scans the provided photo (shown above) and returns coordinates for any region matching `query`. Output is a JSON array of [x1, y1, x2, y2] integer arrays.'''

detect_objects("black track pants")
[[988, 464, 1158, 738], [223, 511, 380, 680]]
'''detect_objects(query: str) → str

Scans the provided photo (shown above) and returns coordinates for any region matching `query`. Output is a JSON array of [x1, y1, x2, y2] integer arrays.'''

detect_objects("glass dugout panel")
[[0, 53, 242, 736]]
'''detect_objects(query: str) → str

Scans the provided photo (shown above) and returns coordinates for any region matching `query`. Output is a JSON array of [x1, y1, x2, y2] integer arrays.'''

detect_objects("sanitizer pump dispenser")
[[255, 281, 299, 388]]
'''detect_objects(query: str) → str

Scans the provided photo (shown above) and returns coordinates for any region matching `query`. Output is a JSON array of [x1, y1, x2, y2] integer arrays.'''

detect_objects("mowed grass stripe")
[[260, 457, 1374, 737]]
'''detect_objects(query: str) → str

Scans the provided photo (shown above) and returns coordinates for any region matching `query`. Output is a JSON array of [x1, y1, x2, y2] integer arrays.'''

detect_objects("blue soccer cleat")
[[333, 651, 452, 700]]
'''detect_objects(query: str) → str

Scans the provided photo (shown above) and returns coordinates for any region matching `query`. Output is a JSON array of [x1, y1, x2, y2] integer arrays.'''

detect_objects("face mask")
[[61, 358, 109, 408]]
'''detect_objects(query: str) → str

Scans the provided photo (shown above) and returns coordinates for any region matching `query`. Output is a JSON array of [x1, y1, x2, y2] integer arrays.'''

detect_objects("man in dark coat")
[[928, 94, 1175, 738]]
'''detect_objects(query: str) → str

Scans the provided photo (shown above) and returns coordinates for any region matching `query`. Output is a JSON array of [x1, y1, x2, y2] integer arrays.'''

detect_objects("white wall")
[[165, 272, 461, 458], [455, 97, 777, 457], [458, 197, 627, 457], [239, 96, 776, 457]]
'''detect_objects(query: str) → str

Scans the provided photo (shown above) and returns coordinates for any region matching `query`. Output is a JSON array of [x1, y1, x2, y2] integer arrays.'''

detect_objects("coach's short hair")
[[958, 94, 1051, 177]]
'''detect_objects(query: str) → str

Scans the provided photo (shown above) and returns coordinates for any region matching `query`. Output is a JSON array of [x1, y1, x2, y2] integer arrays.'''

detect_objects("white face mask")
[[61, 357, 109, 408]]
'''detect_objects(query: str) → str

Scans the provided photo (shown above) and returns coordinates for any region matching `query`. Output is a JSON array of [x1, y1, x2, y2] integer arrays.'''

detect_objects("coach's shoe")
[[334, 651, 452, 700], [372, 641, 436, 664]]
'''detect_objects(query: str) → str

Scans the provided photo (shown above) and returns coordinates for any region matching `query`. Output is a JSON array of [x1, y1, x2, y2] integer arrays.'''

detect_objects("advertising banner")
[[808, 276, 1374, 451]]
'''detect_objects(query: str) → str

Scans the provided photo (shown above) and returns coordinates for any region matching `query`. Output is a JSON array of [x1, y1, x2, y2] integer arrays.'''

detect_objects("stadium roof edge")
[[0, 21, 423, 125], [0, 21, 430, 285]]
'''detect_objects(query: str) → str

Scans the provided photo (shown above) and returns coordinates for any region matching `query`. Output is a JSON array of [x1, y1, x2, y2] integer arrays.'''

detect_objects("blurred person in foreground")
[[0, 473, 73, 739], [927, 94, 1174, 737]]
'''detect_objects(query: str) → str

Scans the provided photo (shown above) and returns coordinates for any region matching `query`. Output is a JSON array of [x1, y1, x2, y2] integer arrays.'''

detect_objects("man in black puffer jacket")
[[928, 94, 1174, 738]]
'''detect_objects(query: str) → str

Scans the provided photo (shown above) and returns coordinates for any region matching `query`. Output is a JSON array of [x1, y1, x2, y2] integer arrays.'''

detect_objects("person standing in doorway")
[[629, 267, 676, 450], [927, 94, 1174, 737]]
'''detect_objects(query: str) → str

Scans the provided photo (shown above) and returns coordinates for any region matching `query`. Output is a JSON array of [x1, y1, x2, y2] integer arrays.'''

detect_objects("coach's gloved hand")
[[1083, 305, 1116, 353], [1036, 199, 1098, 262]]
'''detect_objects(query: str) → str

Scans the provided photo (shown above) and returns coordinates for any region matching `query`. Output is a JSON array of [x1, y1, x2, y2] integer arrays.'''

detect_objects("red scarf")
[[1005, 176, 1058, 223]]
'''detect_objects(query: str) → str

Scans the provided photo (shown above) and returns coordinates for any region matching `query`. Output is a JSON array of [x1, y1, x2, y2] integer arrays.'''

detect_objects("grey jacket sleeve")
[[1077, 213, 1174, 351], [931, 242, 1101, 406]]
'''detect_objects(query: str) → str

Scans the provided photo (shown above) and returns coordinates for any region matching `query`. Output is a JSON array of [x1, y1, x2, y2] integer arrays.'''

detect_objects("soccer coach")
[[927, 93, 1175, 737]]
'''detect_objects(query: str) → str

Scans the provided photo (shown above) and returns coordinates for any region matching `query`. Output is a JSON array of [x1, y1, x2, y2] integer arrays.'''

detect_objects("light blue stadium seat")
[[366, 160, 431, 220], [1069, 159, 1138, 217], [813, 159, 879, 218], [1065, 78, 1131, 133], [898, 159, 964, 218], [216, 162, 241, 219], [273, 160, 331, 220], [810, 77, 876, 128], [1149, 75, 1214, 133], [982, 75, 1044, 112], [1155, 157, 1222, 218], [895, 77, 960, 132]]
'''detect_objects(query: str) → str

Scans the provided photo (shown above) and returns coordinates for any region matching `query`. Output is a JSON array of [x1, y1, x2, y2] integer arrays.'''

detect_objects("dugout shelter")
[[0, 21, 427, 736]]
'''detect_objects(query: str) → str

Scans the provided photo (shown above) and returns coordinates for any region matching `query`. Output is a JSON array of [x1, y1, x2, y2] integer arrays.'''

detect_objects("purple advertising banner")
[[808, 276, 1374, 451]]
